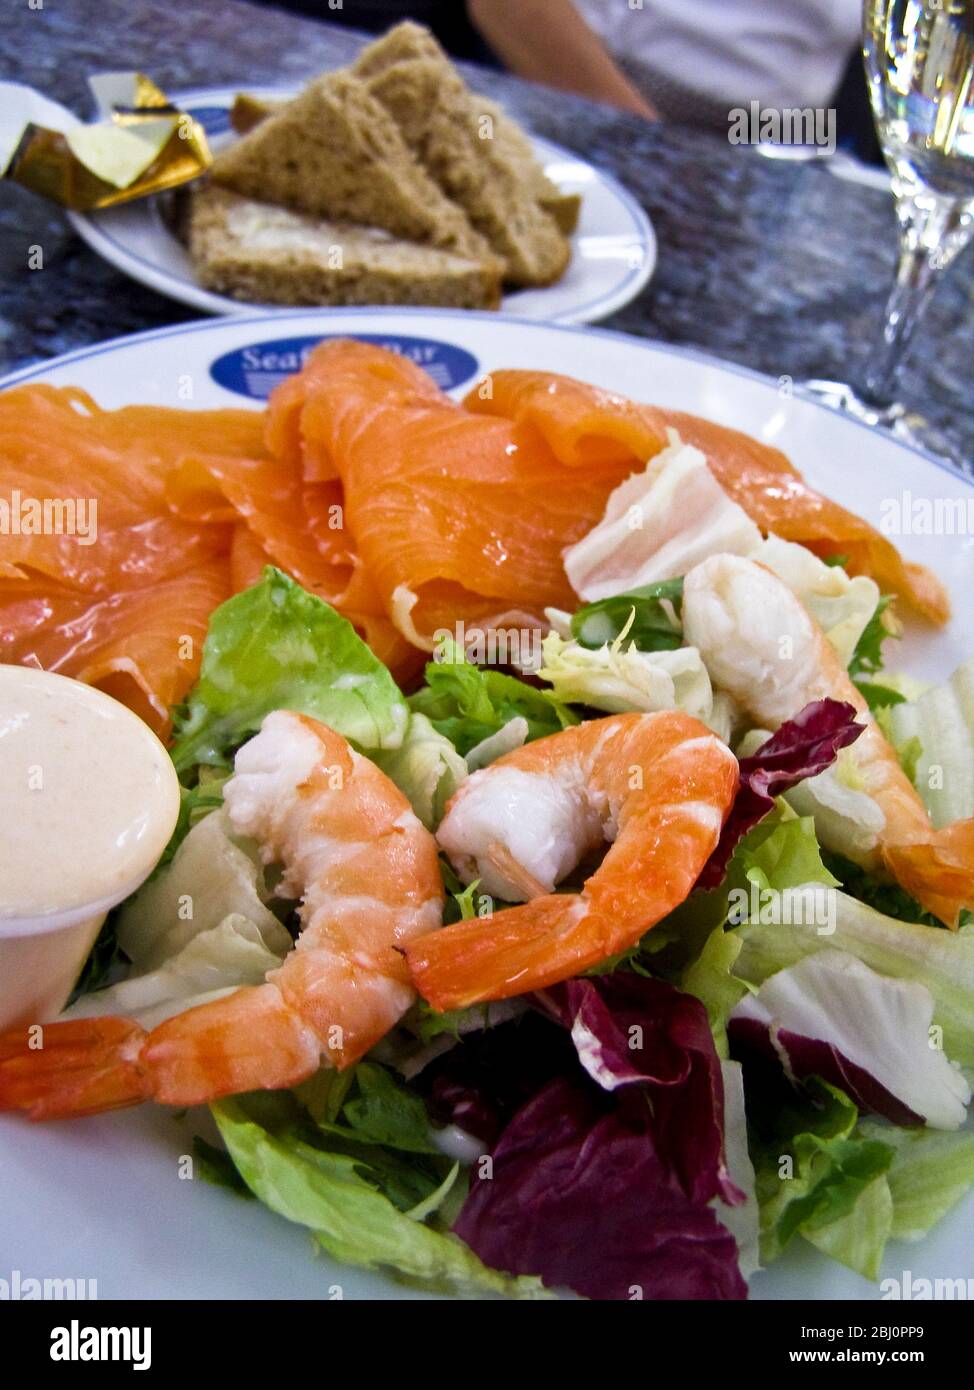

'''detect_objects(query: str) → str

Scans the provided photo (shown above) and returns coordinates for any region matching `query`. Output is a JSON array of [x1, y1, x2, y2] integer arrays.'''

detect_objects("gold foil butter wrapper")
[[2, 72, 211, 211]]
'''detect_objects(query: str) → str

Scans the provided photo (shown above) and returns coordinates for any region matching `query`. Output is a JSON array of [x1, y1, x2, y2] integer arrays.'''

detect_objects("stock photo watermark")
[[727, 883, 837, 935], [880, 1271, 973, 1300], [0, 491, 98, 545], [0, 1269, 97, 1300], [50, 1321, 151, 1371], [432, 619, 542, 671], [727, 102, 837, 155], [879, 491, 974, 536]]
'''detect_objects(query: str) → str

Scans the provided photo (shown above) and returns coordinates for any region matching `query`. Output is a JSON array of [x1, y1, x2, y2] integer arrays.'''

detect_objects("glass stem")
[[859, 190, 972, 410]]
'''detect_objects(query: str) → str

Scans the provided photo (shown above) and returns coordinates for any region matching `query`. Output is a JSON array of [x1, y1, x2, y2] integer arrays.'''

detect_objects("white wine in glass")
[[861, 0, 974, 411], [807, 2, 973, 458]]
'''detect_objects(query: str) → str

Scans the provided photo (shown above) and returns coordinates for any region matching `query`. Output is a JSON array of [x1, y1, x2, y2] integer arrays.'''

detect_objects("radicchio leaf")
[[697, 698, 863, 890], [418, 1010, 575, 1146], [453, 1077, 747, 1301], [444, 976, 747, 1299], [544, 973, 743, 1206], [728, 951, 970, 1130]]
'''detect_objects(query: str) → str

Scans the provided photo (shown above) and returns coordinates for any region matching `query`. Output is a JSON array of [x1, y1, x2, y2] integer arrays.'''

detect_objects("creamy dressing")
[[0, 667, 180, 922]]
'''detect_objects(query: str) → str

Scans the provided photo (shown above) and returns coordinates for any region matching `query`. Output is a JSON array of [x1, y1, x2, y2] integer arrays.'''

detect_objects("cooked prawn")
[[682, 554, 974, 927], [405, 711, 739, 1010], [0, 711, 444, 1120]]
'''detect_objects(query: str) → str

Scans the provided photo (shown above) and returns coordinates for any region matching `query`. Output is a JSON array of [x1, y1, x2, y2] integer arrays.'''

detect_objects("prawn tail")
[[406, 896, 595, 1011], [884, 818, 974, 929], [141, 983, 322, 1106], [0, 1017, 150, 1121]]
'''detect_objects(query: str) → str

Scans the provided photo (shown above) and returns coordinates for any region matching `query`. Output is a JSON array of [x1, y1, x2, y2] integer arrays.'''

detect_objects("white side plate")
[[63, 85, 656, 325]]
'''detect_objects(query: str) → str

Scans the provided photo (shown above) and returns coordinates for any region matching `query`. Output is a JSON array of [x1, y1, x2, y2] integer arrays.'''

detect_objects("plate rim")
[[3, 306, 969, 489], [65, 84, 657, 326]]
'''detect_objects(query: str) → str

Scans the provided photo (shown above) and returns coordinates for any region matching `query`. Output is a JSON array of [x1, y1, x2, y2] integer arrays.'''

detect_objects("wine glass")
[[805, 0, 974, 461]]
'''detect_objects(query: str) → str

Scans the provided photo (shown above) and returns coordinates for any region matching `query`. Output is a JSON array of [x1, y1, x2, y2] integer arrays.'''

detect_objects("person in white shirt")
[[467, 0, 863, 128]]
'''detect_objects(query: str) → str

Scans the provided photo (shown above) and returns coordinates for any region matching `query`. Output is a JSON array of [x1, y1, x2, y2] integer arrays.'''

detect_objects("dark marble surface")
[[1, 0, 971, 471]]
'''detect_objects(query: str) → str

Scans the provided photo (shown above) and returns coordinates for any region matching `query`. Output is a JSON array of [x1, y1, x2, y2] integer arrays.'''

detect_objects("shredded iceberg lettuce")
[[373, 712, 467, 830], [63, 914, 285, 1028], [115, 808, 292, 970], [885, 657, 974, 827]]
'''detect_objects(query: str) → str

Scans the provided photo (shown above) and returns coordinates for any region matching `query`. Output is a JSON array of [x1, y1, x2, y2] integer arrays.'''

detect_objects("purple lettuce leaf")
[[454, 1077, 747, 1301], [697, 698, 864, 890], [440, 974, 748, 1299], [544, 973, 743, 1206], [418, 1010, 576, 1146]]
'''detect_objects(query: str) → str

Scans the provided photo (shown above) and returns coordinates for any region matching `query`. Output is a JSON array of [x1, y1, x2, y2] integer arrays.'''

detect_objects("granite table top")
[[1, 0, 971, 472]]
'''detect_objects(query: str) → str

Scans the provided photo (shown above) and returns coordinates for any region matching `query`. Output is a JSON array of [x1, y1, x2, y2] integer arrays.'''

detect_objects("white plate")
[[62, 85, 656, 325], [1, 311, 971, 1301]]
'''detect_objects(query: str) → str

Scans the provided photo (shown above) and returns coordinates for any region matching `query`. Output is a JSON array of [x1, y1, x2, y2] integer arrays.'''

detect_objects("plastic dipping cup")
[[0, 667, 181, 1032]]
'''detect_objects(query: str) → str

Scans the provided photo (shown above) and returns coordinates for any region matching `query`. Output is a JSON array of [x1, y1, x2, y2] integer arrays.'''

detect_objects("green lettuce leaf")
[[680, 925, 748, 1058], [212, 1095, 547, 1297], [848, 594, 896, 680], [65, 911, 285, 1030], [409, 644, 574, 757], [749, 1078, 895, 1278], [856, 1119, 974, 1241], [801, 1175, 893, 1277], [733, 891, 974, 1071], [732, 814, 840, 899], [170, 568, 408, 772], [372, 712, 467, 830], [678, 814, 836, 1052], [570, 577, 684, 651], [753, 1084, 973, 1278], [317, 1062, 440, 1155], [115, 808, 291, 970], [885, 657, 974, 827], [192, 1136, 255, 1199], [158, 769, 228, 867], [856, 681, 906, 712]]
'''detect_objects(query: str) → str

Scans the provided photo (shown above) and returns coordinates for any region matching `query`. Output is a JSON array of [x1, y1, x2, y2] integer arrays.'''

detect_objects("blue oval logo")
[[210, 333, 480, 401], [187, 105, 234, 138]]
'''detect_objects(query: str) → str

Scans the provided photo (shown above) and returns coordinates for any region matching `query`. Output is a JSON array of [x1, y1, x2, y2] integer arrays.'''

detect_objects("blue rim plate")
[[1, 310, 970, 1301]]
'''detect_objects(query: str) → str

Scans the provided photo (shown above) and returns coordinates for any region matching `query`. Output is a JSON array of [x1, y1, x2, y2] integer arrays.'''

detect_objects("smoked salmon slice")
[[1, 342, 953, 741], [0, 559, 230, 736], [0, 386, 253, 734], [463, 370, 949, 624], [166, 452, 354, 605], [0, 386, 253, 590], [264, 340, 633, 643]]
